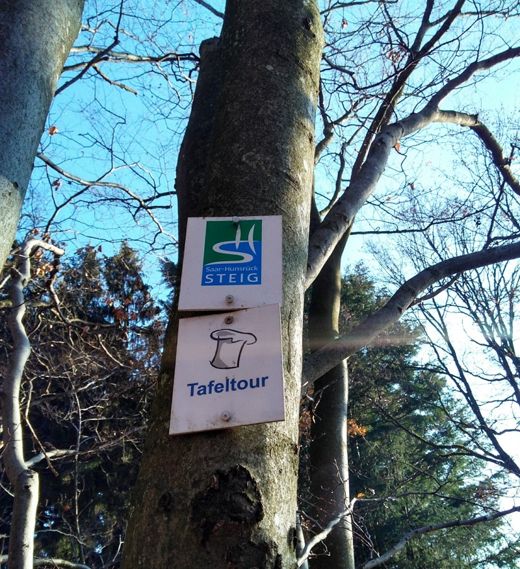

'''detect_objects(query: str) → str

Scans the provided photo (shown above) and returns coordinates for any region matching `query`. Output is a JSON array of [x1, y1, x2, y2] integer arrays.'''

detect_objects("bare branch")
[[418, 0, 465, 55], [55, 1, 125, 96], [303, 242, 520, 389], [411, 274, 460, 306], [297, 499, 358, 567], [0, 556, 91, 569], [65, 46, 198, 70], [306, 106, 440, 288], [409, 0, 435, 52], [320, 1, 385, 16], [25, 449, 77, 468], [430, 46, 520, 107], [191, 0, 224, 19], [92, 64, 138, 94], [361, 506, 520, 569], [429, 4, 520, 25], [37, 153, 177, 244], [320, 143, 347, 216], [471, 124, 520, 196], [435, 110, 520, 196]]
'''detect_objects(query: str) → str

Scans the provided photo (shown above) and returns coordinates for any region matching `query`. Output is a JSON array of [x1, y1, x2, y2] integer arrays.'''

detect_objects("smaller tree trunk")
[[307, 233, 355, 569], [2, 239, 63, 569], [308, 363, 355, 569], [8, 471, 40, 569]]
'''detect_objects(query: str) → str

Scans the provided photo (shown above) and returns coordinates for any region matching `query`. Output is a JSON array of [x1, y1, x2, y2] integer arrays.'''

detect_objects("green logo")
[[202, 220, 262, 286]]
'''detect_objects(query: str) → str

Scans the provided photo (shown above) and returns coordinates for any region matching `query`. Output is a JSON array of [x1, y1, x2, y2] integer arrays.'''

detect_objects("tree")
[[341, 268, 517, 568], [3, 1, 520, 568], [374, 161, 520, 550], [121, 3, 323, 567], [419, 265, 520, 481], [301, 2, 520, 565], [395, 224, 520, 504], [299, 267, 518, 569], [0, 0, 85, 271]]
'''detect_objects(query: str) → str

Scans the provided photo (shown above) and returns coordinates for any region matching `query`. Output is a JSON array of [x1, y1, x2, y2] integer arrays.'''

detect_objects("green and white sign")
[[178, 216, 282, 311]]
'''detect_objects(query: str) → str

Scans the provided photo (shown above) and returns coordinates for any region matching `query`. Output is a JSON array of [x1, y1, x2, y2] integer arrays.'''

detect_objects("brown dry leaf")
[[113, 308, 126, 321], [35, 262, 54, 277], [347, 418, 368, 438], [48, 125, 59, 135]]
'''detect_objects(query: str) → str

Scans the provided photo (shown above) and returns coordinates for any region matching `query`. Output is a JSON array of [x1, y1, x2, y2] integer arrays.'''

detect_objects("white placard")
[[170, 304, 284, 434], [178, 216, 282, 311]]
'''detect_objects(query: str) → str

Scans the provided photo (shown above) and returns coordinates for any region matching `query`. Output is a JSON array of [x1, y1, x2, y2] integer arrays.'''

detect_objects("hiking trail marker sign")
[[169, 304, 284, 434], [178, 216, 282, 311]]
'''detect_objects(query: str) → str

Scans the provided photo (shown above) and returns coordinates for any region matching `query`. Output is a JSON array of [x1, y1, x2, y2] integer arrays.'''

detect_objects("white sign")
[[170, 304, 284, 434], [178, 216, 282, 311]]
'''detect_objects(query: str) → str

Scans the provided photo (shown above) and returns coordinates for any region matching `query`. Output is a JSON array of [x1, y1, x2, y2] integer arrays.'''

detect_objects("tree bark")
[[122, 2, 323, 568], [8, 471, 39, 569], [307, 235, 355, 569], [0, 0, 84, 272]]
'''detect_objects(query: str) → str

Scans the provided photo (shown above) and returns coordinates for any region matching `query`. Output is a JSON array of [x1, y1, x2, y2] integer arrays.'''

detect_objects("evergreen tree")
[[301, 266, 516, 568], [344, 267, 515, 568]]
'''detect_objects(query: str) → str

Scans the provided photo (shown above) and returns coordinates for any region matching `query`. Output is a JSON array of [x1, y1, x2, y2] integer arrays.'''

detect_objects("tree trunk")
[[3, 239, 63, 569], [122, 2, 323, 568], [0, 0, 84, 272], [8, 471, 39, 569], [307, 234, 355, 569]]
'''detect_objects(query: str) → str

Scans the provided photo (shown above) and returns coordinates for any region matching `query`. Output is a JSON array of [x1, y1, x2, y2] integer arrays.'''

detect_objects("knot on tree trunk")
[[226, 539, 282, 569], [191, 465, 263, 544]]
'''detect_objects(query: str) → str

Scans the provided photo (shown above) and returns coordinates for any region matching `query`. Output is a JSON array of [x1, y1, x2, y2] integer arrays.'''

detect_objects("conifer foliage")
[[344, 268, 517, 568], [300, 266, 517, 568]]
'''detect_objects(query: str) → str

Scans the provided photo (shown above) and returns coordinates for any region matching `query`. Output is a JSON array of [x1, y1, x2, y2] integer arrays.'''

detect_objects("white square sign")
[[178, 216, 282, 311], [170, 304, 284, 434]]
